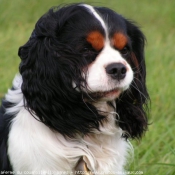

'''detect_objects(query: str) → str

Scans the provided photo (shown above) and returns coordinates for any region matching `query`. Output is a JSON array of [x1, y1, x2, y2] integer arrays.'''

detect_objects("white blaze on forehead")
[[80, 4, 108, 36]]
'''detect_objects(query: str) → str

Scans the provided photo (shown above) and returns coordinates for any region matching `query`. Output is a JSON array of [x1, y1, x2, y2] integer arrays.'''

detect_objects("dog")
[[0, 3, 149, 175]]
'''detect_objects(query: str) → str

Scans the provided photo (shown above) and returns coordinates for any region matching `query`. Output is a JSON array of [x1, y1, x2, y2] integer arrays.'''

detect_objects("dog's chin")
[[101, 89, 122, 101], [87, 88, 123, 102]]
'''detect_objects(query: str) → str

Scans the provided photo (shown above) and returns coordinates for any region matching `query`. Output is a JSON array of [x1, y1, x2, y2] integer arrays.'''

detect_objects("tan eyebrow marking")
[[86, 31, 104, 51], [112, 32, 128, 50]]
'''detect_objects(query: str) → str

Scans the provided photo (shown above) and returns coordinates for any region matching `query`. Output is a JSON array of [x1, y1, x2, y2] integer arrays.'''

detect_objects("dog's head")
[[18, 4, 149, 139]]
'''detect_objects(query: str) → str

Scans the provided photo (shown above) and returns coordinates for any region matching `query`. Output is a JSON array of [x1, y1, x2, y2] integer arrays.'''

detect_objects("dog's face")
[[84, 35, 133, 101], [19, 4, 149, 138], [54, 5, 134, 101]]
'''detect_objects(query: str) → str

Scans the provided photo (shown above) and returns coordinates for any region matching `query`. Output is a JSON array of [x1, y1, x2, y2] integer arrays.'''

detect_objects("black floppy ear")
[[116, 21, 150, 139], [18, 6, 104, 137]]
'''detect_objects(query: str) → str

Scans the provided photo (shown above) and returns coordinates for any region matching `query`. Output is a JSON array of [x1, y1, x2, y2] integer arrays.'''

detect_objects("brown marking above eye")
[[86, 31, 104, 51], [112, 32, 128, 50]]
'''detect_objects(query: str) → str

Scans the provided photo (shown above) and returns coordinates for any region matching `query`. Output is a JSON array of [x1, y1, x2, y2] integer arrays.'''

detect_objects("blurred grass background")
[[0, 0, 175, 174]]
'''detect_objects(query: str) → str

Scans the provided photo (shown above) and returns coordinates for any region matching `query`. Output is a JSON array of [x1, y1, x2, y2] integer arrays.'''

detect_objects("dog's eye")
[[83, 47, 96, 55], [120, 47, 129, 55], [83, 47, 91, 52], [82, 47, 98, 62]]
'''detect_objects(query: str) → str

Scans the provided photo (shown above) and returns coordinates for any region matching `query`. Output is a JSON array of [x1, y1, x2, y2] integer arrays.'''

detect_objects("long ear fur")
[[116, 21, 150, 139], [18, 5, 105, 137]]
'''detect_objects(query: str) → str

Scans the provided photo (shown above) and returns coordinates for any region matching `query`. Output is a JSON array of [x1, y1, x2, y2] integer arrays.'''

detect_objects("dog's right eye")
[[82, 46, 95, 55], [82, 47, 98, 62], [83, 47, 91, 52]]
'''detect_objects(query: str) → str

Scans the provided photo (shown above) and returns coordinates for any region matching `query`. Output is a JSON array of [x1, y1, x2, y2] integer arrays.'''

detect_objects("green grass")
[[0, 0, 175, 174]]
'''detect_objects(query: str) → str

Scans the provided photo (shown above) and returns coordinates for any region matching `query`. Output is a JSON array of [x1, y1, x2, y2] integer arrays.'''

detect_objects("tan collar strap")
[[74, 157, 91, 175]]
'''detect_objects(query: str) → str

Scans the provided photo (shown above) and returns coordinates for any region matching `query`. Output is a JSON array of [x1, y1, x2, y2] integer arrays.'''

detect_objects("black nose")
[[106, 63, 127, 80]]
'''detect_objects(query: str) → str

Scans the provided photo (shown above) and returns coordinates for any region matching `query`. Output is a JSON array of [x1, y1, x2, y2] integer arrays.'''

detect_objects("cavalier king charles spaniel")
[[0, 3, 149, 175]]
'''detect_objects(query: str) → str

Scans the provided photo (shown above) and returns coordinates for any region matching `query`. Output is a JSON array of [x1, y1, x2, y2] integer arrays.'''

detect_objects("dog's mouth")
[[86, 88, 122, 101]]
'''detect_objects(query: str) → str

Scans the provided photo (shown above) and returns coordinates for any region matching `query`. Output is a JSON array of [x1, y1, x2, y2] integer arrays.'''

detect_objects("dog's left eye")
[[120, 47, 129, 56]]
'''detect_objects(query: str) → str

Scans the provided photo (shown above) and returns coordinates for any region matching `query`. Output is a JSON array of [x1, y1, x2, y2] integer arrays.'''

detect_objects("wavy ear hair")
[[18, 5, 105, 137], [116, 20, 150, 139]]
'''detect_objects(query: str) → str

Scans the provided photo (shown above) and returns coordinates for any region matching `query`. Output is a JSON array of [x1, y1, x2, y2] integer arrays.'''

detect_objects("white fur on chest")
[[8, 106, 129, 175]]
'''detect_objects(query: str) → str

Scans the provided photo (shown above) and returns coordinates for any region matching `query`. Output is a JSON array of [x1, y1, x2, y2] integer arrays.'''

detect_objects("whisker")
[[83, 88, 97, 102], [130, 82, 147, 101], [110, 111, 120, 121], [82, 93, 99, 118], [125, 87, 135, 99], [133, 76, 144, 87]]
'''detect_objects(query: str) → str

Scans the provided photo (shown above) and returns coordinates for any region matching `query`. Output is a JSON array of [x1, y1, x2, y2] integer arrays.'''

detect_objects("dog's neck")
[[92, 100, 118, 131], [80, 100, 125, 171], [92, 100, 116, 114]]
